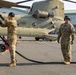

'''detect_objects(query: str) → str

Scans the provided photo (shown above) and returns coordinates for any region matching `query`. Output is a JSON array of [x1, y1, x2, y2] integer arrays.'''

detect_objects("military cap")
[[64, 16, 70, 21], [8, 12, 15, 17]]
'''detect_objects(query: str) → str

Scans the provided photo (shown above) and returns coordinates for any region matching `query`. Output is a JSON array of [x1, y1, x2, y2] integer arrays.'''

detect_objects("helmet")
[[64, 16, 70, 21], [8, 12, 15, 17]]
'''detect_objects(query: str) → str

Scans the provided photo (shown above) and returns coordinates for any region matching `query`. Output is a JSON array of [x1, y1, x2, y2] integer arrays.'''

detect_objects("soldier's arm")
[[70, 24, 75, 41], [0, 20, 9, 27], [0, 14, 8, 27], [72, 26, 75, 41]]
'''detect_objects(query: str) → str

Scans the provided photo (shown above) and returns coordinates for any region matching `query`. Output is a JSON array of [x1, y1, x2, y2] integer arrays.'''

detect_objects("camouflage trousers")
[[8, 39, 17, 63], [61, 43, 72, 62]]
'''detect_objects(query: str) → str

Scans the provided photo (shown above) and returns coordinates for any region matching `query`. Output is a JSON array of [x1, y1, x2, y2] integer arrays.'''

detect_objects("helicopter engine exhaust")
[[33, 10, 54, 18]]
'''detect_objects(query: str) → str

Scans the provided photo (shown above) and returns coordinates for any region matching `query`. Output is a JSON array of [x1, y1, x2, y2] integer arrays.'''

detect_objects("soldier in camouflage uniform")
[[0, 12, 17, 67], [57, 16, 75, 65]]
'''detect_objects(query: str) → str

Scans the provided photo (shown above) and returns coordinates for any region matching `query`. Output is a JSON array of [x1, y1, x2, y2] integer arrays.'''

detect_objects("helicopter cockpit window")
[[32, 10, 54, 19]]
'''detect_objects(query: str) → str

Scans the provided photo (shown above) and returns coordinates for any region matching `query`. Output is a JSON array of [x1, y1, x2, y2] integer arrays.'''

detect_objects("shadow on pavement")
[[0, 62, 76, 67], [17, 62, 76, 66]]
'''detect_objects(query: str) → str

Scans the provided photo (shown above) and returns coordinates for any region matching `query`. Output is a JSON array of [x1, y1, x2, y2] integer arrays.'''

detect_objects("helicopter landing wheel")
[[35, 37, 40, 41]]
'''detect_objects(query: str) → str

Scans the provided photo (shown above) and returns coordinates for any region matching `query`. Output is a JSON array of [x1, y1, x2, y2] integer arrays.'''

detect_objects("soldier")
[[57, 16, 75, 65], [0, 12, 17, 67]]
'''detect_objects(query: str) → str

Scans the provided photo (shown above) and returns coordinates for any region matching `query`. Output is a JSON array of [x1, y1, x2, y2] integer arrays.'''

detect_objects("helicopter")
[[0, 0, 64, 41]]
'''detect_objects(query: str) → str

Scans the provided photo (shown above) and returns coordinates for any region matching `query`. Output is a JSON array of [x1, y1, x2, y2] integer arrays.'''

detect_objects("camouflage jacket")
[[0, 18, 17, 40], [58, 23, 75, 43]]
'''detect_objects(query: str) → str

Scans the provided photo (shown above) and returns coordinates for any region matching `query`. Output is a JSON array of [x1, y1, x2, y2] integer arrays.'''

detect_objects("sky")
[[5, 0, 76, 10]]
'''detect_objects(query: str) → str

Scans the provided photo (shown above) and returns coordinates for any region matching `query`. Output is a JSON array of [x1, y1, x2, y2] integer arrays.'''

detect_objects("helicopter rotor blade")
[[0, 1, 16, 8], [16, 0, 34, 4], [63, 0, 76, 3], [15, 5, 31, 9], [0, 0, 31, 9]]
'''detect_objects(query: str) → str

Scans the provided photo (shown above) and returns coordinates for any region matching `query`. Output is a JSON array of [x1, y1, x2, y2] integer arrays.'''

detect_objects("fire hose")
[[0, 36, 52, 64]]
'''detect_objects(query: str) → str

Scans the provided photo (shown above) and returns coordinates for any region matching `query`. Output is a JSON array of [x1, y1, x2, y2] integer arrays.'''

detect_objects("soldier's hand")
[[0, 14, 2, 17], [0, 20, 2, 25], [57, 41, 60, 43], [57, 36, 60, 43], [57, 39, 60, 43], [0, 14, 4, 20], [72, 35, 74, 41]]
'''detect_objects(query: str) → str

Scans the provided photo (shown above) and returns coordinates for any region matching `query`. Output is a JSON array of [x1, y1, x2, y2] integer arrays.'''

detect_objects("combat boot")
[[8, 62, 16, 67], [64, 61, 70, 65], [8, 58, 17, 67]]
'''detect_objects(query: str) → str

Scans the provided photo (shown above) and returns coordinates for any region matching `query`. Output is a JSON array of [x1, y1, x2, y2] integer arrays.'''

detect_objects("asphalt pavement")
[[0, 37, 76, 75]]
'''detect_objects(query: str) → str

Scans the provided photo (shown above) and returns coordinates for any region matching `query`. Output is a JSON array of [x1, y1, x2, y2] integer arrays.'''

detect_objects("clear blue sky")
[[5, 0, 76, 10]]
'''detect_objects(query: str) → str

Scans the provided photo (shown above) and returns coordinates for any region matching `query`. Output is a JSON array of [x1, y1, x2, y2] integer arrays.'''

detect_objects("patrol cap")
[[64, 16, 70, 21], [8, 12, 15, 17]]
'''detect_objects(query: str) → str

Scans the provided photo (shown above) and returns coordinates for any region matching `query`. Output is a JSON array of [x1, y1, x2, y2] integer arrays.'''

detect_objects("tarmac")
[[0, 37, 76, 75]]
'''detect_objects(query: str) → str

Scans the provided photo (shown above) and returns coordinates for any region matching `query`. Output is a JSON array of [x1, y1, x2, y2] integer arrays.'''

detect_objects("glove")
[[71, 35, 74, 44], [57, 37, 60, 43], [72, 35, 74, 41], [0, 14, 2, 17], [0, 20, 2, 25], [0, 14, 4, 20], [57, 39, 59, 43]]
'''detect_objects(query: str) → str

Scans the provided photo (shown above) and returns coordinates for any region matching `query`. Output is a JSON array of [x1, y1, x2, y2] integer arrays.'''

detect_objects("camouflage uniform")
[[0, 18, 17, 64], [58, 23, 75, 62]]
